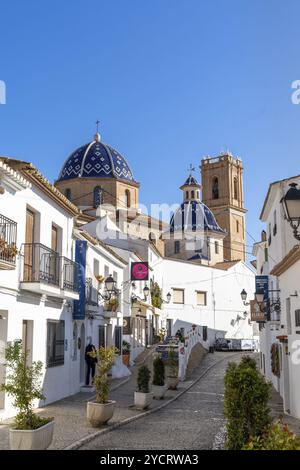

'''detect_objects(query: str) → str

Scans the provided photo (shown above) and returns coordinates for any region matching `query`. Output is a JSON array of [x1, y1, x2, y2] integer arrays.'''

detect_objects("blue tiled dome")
[[56, 134, 136, 183], [170, 201, 224, 234]]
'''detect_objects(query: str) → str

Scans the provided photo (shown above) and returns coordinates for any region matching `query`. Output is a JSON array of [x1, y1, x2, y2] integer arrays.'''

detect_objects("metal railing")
[[86, 278, 99, 305], [0, 214, 17, 266], [61, 257, 79, 292], [22, 243, 60, 286]]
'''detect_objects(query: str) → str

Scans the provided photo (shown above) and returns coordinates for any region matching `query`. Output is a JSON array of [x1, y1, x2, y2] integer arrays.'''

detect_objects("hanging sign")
[[131, 261, 149, 281]]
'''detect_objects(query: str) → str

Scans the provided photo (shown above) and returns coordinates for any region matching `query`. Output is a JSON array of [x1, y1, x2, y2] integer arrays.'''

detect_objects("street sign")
[[250, 300, 266, 322], [255, 275, 269, 301]]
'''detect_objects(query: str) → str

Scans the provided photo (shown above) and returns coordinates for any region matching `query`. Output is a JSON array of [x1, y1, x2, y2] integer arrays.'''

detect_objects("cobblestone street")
[[80, 352, 239, 450]]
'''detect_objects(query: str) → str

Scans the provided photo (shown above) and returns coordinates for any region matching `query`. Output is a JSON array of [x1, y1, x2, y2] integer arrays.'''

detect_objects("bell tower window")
[[212, 177, 219, 199], [191, 190, 195, 199], [233, 177, 238, 200]]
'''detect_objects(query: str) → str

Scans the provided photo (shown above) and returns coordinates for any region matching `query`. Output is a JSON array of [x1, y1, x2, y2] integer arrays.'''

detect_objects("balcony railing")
[[86, 278, 99, 306], [61, 257, 79, 293], [0, 214, 17, 268], [22, 243, 60, 286]]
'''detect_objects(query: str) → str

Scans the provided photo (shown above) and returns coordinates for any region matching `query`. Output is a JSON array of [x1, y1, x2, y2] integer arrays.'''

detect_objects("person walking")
[[85, 341, 97, 386]]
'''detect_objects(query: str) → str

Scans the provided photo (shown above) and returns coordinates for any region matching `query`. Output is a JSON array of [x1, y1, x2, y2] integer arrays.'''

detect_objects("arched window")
[[65, 188, 71, 200], [215, 241, 219, 254], [186, 191, 189, 200], [93, 186, 103, 208], [191, 190, 195, 199], [212, 177, 219, 199], [233, 177, 238, 200], [125, 189, 131, 208]]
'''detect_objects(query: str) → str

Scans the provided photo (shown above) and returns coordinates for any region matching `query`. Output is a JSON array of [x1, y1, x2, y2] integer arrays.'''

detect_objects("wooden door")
[[51, 225, 58, 252], [24, 209, 35, 281]]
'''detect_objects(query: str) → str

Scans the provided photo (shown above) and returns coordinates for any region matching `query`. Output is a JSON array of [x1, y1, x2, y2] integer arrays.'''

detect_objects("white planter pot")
[[134, 391, 153, 410], [152, 384, 167, 399], [167, 376, 179, 390], [87, 400, 116, 427], [9, 420, 54, 450]]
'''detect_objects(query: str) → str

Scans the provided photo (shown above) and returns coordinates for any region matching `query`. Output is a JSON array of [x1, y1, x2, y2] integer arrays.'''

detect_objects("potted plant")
[[87, 346, 118, 427], [152, 356, 167, 399], [134, 365, 152, 410], [104, 297, 119, 312], [122, 340, 131, 366], [165, 347, 179, 390], [0, 341, 54, 450], [95, 274, 105, 284]]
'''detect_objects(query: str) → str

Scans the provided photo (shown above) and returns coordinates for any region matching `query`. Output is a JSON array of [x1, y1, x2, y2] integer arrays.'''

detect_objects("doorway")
[[79, 323, 86, 385]]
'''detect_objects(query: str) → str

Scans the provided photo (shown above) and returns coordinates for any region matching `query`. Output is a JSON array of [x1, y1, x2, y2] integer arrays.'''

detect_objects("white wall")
[[158, 258, 255, 344]]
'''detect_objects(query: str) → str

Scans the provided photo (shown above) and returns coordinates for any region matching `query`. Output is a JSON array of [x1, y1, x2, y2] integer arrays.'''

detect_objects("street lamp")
[[104, 274, 116, 299], [255, 292, 265, 304], [143, 284, 150, 300], [281, 183, 300, 241], [240, 289, 250, 306]]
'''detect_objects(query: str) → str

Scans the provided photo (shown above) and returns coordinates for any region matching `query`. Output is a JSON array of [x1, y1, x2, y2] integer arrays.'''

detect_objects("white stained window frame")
[[196, 290, 207, 306], [172, 288, 185, 304]]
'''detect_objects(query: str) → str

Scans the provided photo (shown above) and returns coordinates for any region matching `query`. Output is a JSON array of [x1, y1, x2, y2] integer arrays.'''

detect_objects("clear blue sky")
[[1, 0, 300, 256]]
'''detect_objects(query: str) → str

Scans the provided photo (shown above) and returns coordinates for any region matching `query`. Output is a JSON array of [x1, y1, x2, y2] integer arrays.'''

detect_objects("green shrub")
[[89, 346, 118, 404], [137, 366, 151, 393], [153, 356, 165, 386], [165, 347, 178, 378], [243, 421, 300, 450], [224, 356, 272, 450], [0, 341, 51, 430]]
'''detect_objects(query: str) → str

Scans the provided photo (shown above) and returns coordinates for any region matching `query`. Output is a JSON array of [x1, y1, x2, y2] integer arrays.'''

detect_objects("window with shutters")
[[46, 320, 65, 367], [196, 291, 207, 306], [172, 288, 184, 304]]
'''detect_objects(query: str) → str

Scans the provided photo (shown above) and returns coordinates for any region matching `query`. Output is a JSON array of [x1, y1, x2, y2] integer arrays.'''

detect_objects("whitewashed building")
[[0, 158, 128, 420], [253, 174, 300, 419]]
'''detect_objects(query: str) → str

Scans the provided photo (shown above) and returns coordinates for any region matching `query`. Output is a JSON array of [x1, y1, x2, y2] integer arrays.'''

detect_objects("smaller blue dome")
[[170, 200, 224, 234]]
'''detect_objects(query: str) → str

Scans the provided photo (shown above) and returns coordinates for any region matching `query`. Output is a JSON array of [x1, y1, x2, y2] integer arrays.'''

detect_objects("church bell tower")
[[201, 152, 246, 262]]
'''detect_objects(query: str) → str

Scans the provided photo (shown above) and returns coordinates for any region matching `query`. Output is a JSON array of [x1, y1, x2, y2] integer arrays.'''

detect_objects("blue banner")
[[255, 275, 269, 301], [73, 240, 87, 320]]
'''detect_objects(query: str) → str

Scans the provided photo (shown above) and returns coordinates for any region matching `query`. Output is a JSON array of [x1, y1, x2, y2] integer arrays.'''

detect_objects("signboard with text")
[[255, 275, 269, 301]]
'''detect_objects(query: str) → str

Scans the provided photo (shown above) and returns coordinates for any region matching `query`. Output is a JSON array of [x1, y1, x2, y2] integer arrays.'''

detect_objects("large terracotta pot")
[[134, 392, 153, 410], [87, 400, 116, 427], [9, 420, 54, 450]]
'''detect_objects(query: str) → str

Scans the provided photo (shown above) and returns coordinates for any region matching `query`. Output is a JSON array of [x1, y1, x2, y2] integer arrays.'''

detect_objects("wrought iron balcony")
[[61, 257, 79, 293], [21, 243, 60, 294], [0, 214, 17, 269], [86, 278, 99, 306]]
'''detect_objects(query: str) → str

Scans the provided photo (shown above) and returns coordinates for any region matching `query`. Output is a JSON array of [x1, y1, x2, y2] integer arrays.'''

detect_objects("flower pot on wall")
[[134, 391, 153, 410], [9, 420, 54, 450], [87, 400, 116, 427]]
